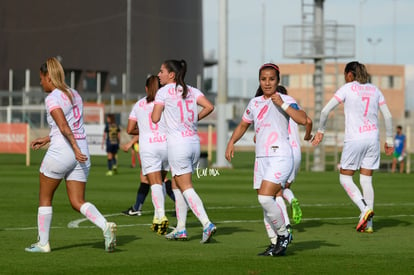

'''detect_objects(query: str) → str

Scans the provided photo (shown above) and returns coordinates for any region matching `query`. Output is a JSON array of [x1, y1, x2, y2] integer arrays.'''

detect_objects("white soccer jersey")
[[129, 97, 167, 150], [243, 94, 296, 157], [288, 119, 300, 155], [334, 81, 385, 142], [154, 83, 204, 144], [45, 88, 86, 141]]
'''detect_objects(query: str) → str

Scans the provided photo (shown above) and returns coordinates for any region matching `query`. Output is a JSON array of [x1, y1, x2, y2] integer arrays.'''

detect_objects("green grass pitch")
[[0, 150, 413, 274]]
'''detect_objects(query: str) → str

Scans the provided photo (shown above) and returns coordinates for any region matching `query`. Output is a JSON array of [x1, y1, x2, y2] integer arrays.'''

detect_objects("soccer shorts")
[[168, 142, 200, 177], [139, 146, 169, 175], [253, 156, 293, 189], [40, 138, 90, 182], [340, 139, 380, 170], [287, 147, 302, 184], [106, 143, 119, 154]]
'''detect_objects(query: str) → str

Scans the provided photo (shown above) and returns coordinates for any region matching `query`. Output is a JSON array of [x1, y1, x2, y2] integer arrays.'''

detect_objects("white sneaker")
[[25, 242, 51, 253], [103, 222, 117, 252]]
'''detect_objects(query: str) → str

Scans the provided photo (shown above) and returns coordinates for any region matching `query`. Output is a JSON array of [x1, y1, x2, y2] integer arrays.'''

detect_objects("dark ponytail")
[[163, 59, 188, 99]]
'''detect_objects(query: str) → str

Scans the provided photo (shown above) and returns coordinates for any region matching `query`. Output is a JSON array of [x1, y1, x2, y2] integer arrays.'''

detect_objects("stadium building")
[[0, 0, 204, 100]]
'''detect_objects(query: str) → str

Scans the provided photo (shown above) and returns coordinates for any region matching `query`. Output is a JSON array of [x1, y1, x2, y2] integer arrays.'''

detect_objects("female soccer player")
[[225, 63, 307, 256], [152, 59, 216, 243], [126, 75, 170, 234], [312, 61, 394, 233], [26, 57, 116, 253], [274, 85, 313, 226]]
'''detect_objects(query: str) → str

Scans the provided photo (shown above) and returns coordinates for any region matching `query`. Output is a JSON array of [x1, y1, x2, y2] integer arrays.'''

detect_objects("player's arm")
[[31, 136, 50, 150], [271, 93, 307, 125], [379, 103, 394, 155], [312, 97, 339, 146], [50, 108, 87, 163], [122, 135, 139, 152], [126, 118, 139, 135], [151, 104, 163, 124], [197, 96, 214, 121], [225, 120, 250, 162], [303, 116, 313, 141]]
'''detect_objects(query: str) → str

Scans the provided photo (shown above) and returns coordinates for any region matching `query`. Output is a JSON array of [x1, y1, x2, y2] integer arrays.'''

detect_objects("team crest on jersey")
[[246, 109, 250, 115]]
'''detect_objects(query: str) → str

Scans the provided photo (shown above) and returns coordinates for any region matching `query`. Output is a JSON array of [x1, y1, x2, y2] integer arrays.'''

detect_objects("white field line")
[[4, 202, 414, 231]]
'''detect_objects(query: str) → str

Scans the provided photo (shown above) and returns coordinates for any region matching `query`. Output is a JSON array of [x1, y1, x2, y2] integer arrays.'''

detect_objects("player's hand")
[[30, 137, 49, 150], [121, 144, 130, 152], [225, 143, 235, 162], [270, 93, 283, 107], [304, 133, 313, 141], [384, 143, 394, 156], [311, 132, 324, 146]]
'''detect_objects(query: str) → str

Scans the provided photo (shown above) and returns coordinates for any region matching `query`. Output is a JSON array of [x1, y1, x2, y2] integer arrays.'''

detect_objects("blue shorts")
[[106, 143, 119, 154]]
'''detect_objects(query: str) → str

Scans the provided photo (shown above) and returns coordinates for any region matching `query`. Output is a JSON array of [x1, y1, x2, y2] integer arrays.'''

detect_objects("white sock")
[[276, 196, 290, 226], [360, 174, 374, 210], [339, 174, 367, 213], [173, 189, 188, 231], [151, 184, 165, 219], [38, 206, 52, 246], [80, 202, 107, 231], [360, 174, 374, 228], [263, 210, 277, 244], [183, 188, 210, 228], [282, 188, 295, 204], [258, 195, 287, 236]]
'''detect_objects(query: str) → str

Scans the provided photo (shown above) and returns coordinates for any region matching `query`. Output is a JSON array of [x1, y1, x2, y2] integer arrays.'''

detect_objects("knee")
[[258, 195, 274, 209]]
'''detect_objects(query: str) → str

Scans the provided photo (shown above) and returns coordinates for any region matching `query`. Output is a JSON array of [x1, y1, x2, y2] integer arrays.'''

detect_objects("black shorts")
[[106, 143, 119, 154]]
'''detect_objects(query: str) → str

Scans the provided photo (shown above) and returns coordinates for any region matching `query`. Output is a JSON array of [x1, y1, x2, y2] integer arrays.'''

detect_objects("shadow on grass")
[[293, 219, 326, 232], [288, 240, 340, 254], [185, 224, 253, 243], [52, 234, 140, 252], [373, 218, 412, 232]]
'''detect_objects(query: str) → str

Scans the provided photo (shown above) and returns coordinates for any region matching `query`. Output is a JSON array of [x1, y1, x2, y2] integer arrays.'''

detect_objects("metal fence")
[[1, 88, 412, 173]]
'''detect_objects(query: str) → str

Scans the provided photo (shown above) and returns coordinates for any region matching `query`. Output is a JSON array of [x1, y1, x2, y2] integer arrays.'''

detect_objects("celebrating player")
[[26, 57, 116, 253], [312, 61, 394, 233], [226, 63, 308, 256], [152, 59, 216, 243]]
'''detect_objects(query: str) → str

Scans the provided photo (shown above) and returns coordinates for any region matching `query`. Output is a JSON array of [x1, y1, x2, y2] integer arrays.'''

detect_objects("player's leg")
[[166, 179, 188, 240], [25, 173, 61, 253], [147, 171, 168, 235]]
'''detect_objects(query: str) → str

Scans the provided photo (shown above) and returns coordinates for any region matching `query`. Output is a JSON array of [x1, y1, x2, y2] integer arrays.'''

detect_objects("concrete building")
[[278, 62, 405, 121], [0, 0, 203, 100]]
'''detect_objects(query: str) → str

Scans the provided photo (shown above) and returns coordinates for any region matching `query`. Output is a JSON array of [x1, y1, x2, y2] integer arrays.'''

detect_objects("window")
[[388, 76, 394, 88], [301, 74, 313, 88], [281, 75, 290, 87]]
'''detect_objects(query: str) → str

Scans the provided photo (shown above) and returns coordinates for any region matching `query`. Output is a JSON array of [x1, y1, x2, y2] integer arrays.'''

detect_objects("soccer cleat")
[[363, 227, 374, 233], [25, 242, 51, 253], [286, 224, 293, 243], [121, 207, 141, 216], [103, 222, 117, 252], [165, 229, 188, 240], [272, 234, 290, 256], [200, 223, 216, 243], [291, 198, 302, 224], [257, 243, 277, 256], [150, 217, 160, 233], [112, 165, 118, 174], [356, 209, 374, 232], [106, 170, 113, 176], [157, 216, 169, 235]]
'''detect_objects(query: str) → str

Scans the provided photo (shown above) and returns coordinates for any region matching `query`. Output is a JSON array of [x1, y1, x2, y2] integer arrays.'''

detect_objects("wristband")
[[281, 102, 289, 111], [386, 137, 394, 147]]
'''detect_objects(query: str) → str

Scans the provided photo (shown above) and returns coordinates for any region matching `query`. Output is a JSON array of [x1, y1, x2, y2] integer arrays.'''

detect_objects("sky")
[[202, 0, 414, 104]]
